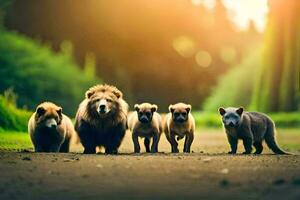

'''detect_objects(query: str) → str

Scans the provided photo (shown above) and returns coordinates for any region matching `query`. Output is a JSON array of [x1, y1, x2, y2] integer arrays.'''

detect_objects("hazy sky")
[[192, 0, 269, 32]]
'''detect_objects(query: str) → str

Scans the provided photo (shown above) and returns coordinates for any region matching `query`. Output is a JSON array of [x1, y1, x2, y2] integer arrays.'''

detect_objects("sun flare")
[[192, 0, 269, 32]]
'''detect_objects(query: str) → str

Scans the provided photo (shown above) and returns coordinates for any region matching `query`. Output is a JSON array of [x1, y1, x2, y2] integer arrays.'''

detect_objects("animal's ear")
[[85, 90, 94, 99], [134, 104, 140, 112], [112, 89, 122, 99], [186, 104, 192, 113], [219, 107, 226, 116], [169, 105, 174, 113], [36, 106, 45, 116], [236, 107, 244, 115], [151, 104, 158, 113], [57, 107, 62, 117]]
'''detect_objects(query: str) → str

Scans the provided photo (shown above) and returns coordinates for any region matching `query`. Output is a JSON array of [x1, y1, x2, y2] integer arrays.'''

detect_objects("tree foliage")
[[203, 50, 260, 112], [0, 0, 12, 27]]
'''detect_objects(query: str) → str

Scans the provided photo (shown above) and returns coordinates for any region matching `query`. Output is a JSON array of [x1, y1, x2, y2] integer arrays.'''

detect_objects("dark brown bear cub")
[[75, 84, 128, 154], [28, 102, 75, 152], [219, 107, 288, 155]]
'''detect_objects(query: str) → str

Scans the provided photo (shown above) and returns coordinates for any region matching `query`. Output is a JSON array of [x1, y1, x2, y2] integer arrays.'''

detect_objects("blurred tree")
[[0, 0, 12, 28], [251, 0, 300, 112], [3, 0, 262, 110], [84, 52, 96, 79]]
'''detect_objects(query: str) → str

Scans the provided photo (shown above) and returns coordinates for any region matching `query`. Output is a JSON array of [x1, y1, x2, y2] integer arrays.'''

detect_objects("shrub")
[[0, 30, 100, 115], [202, 50, 261, 112], [269, 113, 300, 128], [193, 112, 221, 128], [0, 93, 32, 131]]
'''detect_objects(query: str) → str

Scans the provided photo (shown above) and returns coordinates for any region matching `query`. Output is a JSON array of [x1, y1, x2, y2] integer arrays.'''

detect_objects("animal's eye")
[[145, 112, 151, 116], [139, 112, 144, 116], [174, 112, 179, 116], [95, 99, 100, 102], [181, 113, 187, 116], [106, 98, 112, 102], [224, 116, 229, 119]]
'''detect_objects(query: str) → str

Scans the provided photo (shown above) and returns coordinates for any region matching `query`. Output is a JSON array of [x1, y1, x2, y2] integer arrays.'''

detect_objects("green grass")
[[0, 130, 33, 150], [276, 128, 300, 152]]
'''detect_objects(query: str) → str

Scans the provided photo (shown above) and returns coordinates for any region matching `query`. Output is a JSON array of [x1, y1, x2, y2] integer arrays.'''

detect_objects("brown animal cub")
[[128, 103, 162, 153], [28, 102, 75, 152], [164, 103, 195, 153], [219, 107, 288, 154]]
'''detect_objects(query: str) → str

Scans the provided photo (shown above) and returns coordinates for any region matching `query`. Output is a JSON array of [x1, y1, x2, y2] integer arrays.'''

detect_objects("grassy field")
[[1, 128, 299, 153], [0, 130, 32, 150]]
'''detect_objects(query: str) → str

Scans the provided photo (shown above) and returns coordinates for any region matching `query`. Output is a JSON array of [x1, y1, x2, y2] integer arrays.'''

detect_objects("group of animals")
[[28, 84, 288, 155]]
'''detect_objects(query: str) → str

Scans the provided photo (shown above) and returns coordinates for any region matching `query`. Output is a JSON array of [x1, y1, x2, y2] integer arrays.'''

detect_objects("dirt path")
[[0, 129, 300, 200]]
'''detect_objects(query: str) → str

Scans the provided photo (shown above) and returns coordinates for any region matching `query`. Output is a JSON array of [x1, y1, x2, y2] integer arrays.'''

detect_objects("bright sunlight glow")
[[192, 0, 269, 32]]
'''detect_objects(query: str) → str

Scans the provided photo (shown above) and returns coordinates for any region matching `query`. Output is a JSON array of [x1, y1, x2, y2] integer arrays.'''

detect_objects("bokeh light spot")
[[172, 36, 197, 58], [195, 50, 212, 68]]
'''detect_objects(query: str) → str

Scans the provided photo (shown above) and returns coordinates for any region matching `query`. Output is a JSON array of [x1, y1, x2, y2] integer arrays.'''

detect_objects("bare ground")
[[0, 129, 300, 200]]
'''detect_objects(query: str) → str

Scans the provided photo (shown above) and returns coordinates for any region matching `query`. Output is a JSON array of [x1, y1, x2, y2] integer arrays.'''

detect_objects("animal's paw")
[[150, 149, 158, 153], [172, 149, 179, 153], [242, 151, 251, 155], [105, 149, 118, 154], [228, 151, 236, 154]]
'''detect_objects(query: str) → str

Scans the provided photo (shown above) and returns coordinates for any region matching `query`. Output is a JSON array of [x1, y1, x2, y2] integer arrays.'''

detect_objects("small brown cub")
[[128, 103, 162, 153], [164, 103, 195, 153], [28, 102, 75, 152]]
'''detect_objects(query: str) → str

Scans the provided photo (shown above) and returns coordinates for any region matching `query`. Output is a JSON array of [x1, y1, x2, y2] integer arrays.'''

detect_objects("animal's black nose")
[[229, 122, 234, 127], [99, 105, 106, 110], [140, 116, 149, 123], [176, 117, 185, 123], [51, 124, 57, 128]]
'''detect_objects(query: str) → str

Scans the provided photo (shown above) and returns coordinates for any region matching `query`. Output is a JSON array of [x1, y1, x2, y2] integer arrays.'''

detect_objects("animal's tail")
[[265, 121, 290, 155]]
